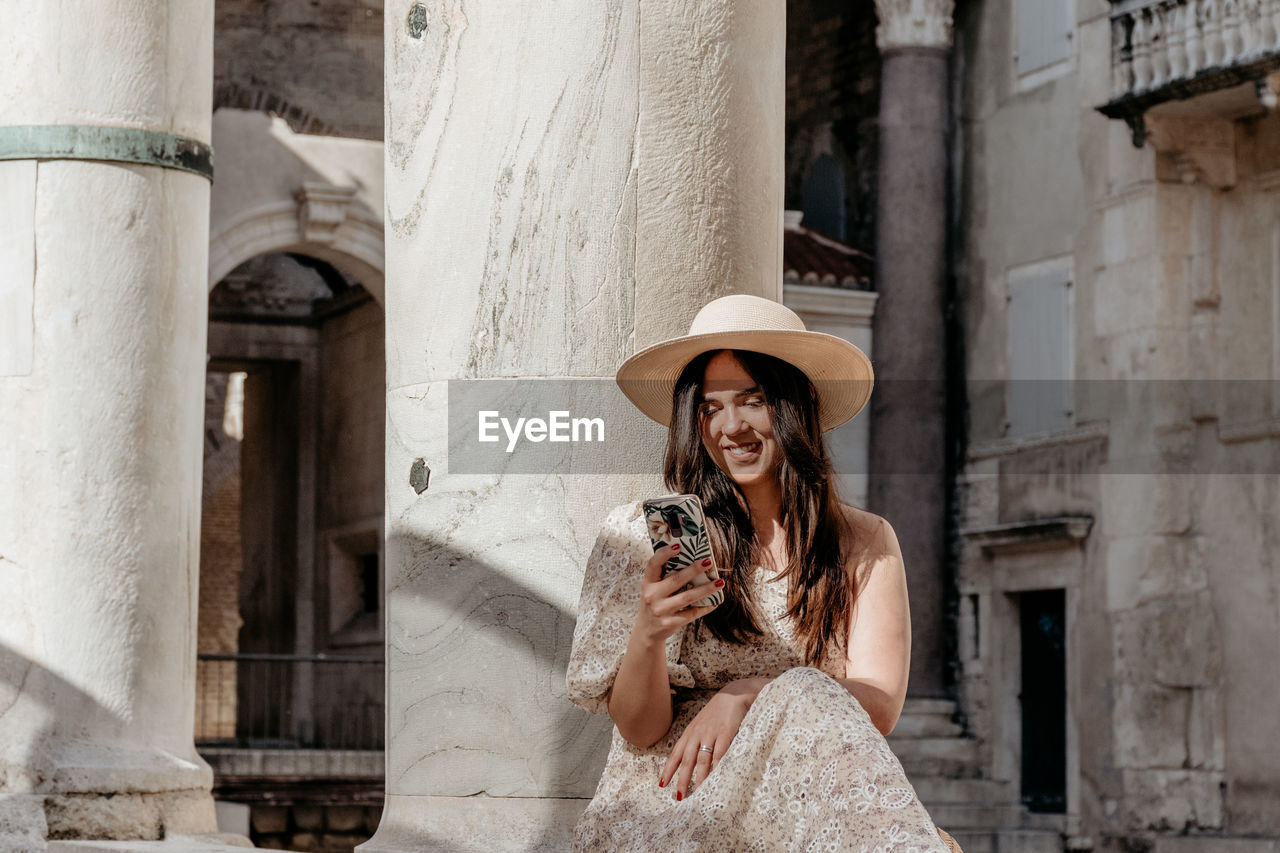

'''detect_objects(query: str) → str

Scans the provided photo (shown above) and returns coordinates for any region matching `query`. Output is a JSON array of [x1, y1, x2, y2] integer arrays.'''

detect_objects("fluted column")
[[367, 0, 783, 849], [0, 1, 216, 847], [869, 0, 955, 698]]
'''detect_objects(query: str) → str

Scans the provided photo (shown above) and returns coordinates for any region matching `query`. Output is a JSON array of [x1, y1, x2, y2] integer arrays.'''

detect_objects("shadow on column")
[[0, 639, 212, 846], [384, 532, 611, 851]]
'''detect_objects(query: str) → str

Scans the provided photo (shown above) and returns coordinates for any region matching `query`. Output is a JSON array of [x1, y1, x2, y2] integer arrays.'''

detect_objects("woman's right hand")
[[610, 544, 723, 748], [632, 543, 724, 647]]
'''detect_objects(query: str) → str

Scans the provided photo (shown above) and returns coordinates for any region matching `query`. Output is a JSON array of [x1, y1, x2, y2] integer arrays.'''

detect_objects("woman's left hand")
[[660, 677, 767, 800]]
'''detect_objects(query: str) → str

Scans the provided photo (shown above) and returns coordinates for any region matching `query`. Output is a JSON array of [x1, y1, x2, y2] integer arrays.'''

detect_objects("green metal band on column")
[[0, 125, 214, 181]]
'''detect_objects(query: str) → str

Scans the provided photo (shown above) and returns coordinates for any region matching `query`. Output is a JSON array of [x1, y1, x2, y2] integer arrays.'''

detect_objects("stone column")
[[0, 1, 216, 847], [367, 1, 782, 849], [868, 0, 955, 698]]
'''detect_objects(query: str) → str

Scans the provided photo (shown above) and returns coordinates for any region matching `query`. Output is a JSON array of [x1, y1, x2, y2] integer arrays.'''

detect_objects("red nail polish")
[[714, 579, 725, 588], [676, 792, 683, 801], [701, 558, 711, 566], [658, 779, 665, 788], [672, 543, 681, 551]]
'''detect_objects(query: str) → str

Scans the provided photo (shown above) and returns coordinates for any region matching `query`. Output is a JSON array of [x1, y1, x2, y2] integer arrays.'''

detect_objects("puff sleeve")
[[566, 501, 696, 715]]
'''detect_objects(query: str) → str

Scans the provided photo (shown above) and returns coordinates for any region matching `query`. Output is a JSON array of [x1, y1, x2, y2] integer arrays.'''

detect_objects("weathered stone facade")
[[953, 0, 1280, 848]]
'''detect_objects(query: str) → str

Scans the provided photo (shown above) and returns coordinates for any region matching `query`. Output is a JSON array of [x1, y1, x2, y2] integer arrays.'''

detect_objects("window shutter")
[[1007, 266, 1072, 436], [1016, 0, 1072, 76]]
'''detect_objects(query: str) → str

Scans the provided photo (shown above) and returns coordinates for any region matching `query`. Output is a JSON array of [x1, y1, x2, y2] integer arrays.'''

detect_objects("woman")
[[567, 295, 957, 852]]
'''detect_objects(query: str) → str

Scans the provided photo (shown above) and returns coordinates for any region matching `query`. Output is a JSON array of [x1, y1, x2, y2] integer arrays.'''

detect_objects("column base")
[[357, 795, 590, 853], [47, 839, 253, 853], [0, 795, 48, 853], [0, 790, 217, 851]]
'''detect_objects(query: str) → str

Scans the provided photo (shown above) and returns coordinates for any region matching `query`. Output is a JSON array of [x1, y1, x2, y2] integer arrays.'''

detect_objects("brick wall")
[[198, 374, 246, 740], [215, 0, 383, 140]]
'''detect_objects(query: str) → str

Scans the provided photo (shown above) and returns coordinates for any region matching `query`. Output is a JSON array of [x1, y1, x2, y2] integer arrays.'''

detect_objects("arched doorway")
[[195, 250, 386, 842]]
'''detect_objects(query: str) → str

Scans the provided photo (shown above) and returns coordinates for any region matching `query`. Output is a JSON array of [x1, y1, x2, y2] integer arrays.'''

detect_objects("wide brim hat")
[[616, 294, 874, 432]]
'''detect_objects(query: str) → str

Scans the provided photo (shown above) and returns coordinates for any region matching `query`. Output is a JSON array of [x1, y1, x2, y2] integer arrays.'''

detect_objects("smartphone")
[[642, 494, 724, 609]]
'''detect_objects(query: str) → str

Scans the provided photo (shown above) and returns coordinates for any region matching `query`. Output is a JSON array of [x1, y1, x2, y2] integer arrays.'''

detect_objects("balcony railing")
[[196, 653, 384, 751], [1101, 0, 1280, 141]]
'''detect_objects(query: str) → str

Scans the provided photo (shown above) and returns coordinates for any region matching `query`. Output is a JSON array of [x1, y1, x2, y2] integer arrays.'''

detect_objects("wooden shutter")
[[1016, 0, 1072, 77], [1007, 264, 1073, 436]]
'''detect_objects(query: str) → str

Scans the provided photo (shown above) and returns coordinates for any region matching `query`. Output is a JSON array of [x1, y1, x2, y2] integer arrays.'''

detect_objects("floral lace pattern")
[[566, 502, 950, 852]]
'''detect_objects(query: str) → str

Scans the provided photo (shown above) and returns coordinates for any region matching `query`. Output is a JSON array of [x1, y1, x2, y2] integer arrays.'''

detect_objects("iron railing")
[[196, 652, 384, 751]]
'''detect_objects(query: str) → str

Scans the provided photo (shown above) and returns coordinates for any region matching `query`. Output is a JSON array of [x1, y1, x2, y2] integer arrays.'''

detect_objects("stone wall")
[[953, 0, 1280, 846], [317, 300, 385, 537], [316, 298, 384, 654], [215, 0, 383, 140]]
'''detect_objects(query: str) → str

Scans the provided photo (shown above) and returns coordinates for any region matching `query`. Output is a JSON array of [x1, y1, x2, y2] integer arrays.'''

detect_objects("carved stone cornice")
[[962, 516, 1094, 556], [873, 0, 954, 52], [294, 182, 358, 245]]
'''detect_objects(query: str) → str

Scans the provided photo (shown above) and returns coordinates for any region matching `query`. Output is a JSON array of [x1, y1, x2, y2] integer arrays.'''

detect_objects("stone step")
[[996, 829, 1064, 852], [893, 737, 982, 777], [891, 697, 965, 739], [944, 829, 1063, 853], [891, 711, 964, 739], [911, 777, 1013, 804], [902, 697, 958, 716], [892, 737, 980, 762], [927, 803, 1065, 829], [949, 831, 997, 853], [928, 802, 1025, 828], [902, 756, 982, 779], [49, 839, 263, 853]]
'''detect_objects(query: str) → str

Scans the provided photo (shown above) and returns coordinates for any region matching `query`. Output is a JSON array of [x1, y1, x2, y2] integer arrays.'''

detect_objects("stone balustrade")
[[1102, 0, 1280, 140]]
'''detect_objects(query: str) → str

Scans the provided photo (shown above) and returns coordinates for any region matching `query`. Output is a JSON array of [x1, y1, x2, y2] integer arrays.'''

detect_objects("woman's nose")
[[721, 404, 744, 434]]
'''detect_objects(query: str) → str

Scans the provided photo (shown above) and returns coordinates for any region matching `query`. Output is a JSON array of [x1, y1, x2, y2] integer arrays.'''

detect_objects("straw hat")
[[616, 294, 874, 432]]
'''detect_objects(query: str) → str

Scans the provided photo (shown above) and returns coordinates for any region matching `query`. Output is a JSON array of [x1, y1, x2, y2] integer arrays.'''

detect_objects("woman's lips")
[[724, 441, 762, 461]]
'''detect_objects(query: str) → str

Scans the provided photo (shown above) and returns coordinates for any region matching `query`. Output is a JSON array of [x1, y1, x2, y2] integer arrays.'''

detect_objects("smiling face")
[[697, 351, 781, 490]]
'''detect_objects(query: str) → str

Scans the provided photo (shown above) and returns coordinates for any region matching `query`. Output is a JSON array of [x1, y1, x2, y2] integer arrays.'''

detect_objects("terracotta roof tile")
[[782, 213, 874, 291]]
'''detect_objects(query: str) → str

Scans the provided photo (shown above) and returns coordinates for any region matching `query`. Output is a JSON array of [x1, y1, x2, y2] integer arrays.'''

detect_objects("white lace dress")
[[566, 501, 950, 853]]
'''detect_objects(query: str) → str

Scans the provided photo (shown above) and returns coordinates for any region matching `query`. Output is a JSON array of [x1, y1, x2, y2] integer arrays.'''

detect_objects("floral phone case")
[[642, 494, 724, 609]]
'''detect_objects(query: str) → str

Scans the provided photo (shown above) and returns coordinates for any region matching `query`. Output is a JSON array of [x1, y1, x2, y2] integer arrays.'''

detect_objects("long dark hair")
[[663, 349, 859, 665]]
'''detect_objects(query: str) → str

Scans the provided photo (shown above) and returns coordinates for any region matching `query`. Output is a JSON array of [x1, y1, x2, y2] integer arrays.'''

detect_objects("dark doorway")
[[237, 361, 301, 659], [801, 153, 848, 241], [232, 360, 302, 745], [1019, 588, 1067, 813]]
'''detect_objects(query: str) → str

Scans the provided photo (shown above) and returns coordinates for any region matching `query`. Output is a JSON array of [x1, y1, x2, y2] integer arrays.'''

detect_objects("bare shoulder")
[[837, 504, 904, 583], [837, 504, 900, 551]]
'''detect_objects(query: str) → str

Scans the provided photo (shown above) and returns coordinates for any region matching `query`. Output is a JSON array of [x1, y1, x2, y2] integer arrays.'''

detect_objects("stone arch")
[[209, 199, 384, 306]]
